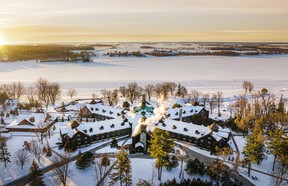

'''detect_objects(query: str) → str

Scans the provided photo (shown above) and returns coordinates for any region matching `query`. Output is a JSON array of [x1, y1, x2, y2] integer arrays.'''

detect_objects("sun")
[[0, 34, 5, 46]]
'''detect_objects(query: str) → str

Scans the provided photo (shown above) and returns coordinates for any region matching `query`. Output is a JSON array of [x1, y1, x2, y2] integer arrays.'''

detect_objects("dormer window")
[[183, 111, 186, 114], [102, 109, 106, 113], [121, 122, 125, 126], [83, 130, 87, 133], [195, 110, 198, 113], [172, 125, 177, 129], [195, 130, 200, 134], [175, 112, 178, 116], [117, 113, 121, 116], [29, 117, 35, 123], [96, 108, 99, 111], [111, 124, 115, 128], [100, 126, 104, 130], [91, 108, 94, 111], [89, 128, 93, 133], [162, 123, 166, 127], [167, 113, 170, 117], [184, 128, 188, 132], [110, 111, 113, 114], [190, 109, 194, 113]]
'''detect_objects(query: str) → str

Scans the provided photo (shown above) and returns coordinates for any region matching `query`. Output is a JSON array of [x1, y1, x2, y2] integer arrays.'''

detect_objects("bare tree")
[[167, 82, 177, 96], [9, 83, 17, 98], [243, 81, 254, 93], [162, 82, 171, 100], [150, 162, 157, 185], [127, 82, 139, 104], [216, 91, 224, 115], [145, 84, 154, 101], [94, 154, 111, 186], [101, 89, 113, 106], [259, 91, 275, 117], [15, 82, 25, 99], [35, 77, 49, 105], [53, 153, 72, 186], [29, 140, 42, 163], [47, 82, 61, 106], [26, 86, 37, 105], [176, 147, 187, 179], [112, 89, 119, 106], [232, 94, 249, 117], [208, 94, 217, 114], [202, 93, 209, 106], [243, 81, 249, 93], [15, 149, 29, 169], [67, 88, 77, 99], [154, 83, 162, 99], [190, 89, 202, 102], [248, 82, 254, 93], [119, 86, 127, 97], [136, 86, 144, 99]]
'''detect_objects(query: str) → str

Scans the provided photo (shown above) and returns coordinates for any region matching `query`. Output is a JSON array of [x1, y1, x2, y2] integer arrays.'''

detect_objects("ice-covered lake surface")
[[0, 55, 288, 98]]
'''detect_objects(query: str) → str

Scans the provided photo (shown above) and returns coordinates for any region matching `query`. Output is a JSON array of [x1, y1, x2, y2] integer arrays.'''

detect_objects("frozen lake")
[[0, 55, 288, 98]]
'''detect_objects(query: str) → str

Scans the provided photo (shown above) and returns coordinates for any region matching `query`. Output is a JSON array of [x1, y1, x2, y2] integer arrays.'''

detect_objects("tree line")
[[0, 78, 61, 109]]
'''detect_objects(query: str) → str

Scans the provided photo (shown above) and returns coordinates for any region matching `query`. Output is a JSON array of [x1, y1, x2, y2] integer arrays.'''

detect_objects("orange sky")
[[0, 0, 288, 43]]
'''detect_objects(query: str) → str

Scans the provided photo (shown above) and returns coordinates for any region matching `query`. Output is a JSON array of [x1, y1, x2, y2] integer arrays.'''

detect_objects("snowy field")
[[1, 55, 288, 99]]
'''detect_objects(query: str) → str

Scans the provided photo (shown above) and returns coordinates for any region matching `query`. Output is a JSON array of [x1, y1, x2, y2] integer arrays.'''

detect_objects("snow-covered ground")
[[1, 55, 288, 99], [0, 132, 55, 185], [43, 157, 211, 186]]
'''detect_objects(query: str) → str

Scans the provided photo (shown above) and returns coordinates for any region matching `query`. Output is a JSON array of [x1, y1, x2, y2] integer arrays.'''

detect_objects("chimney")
[[142, 94, 146, 102], [179, 108, 183, 121]]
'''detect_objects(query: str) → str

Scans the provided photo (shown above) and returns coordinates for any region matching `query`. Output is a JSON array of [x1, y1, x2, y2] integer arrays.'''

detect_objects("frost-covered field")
[[1, 55, 288, 99]]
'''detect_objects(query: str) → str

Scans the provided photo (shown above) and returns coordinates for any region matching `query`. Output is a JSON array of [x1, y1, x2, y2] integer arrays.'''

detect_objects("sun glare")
[[0, 34, 5, 46]]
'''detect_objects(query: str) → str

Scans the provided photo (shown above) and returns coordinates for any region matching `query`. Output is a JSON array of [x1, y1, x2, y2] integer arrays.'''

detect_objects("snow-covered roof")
[[215, 127, 230, 139], [83, 103, 123, 118], [155, 119, 212, 139], [61, 118, 131, 138], [5, 113, 51, 129], [135, 142, 144, 148], [211, 132, 224, 142], [166, 106, 207, 119]]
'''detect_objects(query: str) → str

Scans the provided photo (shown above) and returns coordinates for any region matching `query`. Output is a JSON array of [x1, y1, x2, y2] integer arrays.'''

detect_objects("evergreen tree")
[[28, 160, 45, 186], [110, 138, 118, 148], [243, 117, 266, 177], [148, 128, 175, 181], [109, 149, 132, 186], [277, 94, 285, 114], [166, 155, 179, 171], [185, 158, 205, 175], [76, 152, 94, 170], [268, 128, 288, 179], [0, 137, 11, 167], [0, 117, 4, 124]]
